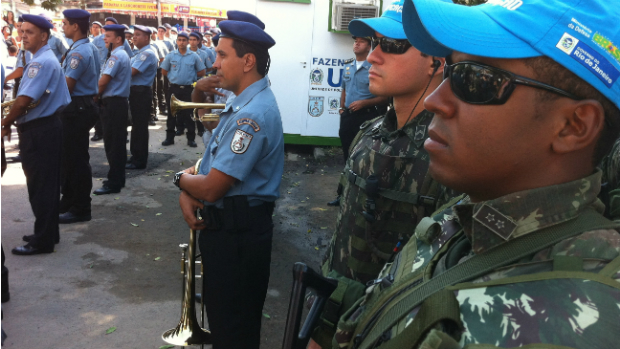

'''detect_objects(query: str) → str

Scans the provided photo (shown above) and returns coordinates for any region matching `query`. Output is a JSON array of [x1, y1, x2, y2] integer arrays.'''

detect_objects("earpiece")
[[432, 58, 441, 74]]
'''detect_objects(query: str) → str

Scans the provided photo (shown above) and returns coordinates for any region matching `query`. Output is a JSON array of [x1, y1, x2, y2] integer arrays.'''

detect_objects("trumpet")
[[162, 158, 212, 347], [1, 98, 42, 118], [169, 94, 225, 122]]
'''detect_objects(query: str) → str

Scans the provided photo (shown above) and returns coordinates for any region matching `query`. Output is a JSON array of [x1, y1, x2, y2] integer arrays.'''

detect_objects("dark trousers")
[[199, 208, 274, 349], [60, 97, 98, 215], [19, 115, 62, 249], [101, 97, 128, 189], [129, 86, 152, 167], [151, 76, 158, 118], [160, 72, 169, 111], [166, 85, 195, 141], [339, 108, 380, 161]]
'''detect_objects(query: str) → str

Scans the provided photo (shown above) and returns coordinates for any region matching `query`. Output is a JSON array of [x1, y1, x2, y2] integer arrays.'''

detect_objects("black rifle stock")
[[282, 262, 338, 349]]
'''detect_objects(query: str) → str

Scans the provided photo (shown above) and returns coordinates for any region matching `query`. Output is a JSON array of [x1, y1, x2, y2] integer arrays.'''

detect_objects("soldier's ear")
[[243, 53, 256, 73]]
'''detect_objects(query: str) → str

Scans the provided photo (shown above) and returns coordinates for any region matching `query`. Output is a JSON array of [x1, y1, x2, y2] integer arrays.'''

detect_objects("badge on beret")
[[70, 57, 80, 69], [230, 129, 253, 154], [140, 53, 147, 61], [27, 65, 39, 78]]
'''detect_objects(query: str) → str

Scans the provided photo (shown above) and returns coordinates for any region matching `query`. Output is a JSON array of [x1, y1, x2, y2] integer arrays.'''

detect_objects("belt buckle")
[[179, 85, 185, 89]]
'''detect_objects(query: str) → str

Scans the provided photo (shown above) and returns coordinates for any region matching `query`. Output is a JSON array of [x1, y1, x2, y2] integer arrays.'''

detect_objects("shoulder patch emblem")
[[70, 57, 80, 70], [140, 53, 147, 61], [236, 118, 261, 132], [107, 59, 115, 69], [230, 129, 253, 154], [27, 65, 40, 78]]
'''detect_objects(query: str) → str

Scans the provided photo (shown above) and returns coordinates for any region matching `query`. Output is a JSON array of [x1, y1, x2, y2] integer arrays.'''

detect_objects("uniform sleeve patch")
[[230, 129, 253, 154], [26, 63, 41, 78], [236, 118, 261, 132], [107, 59, 116, 69], [70, 57, 80, 69], [140, 53, 147, 61]]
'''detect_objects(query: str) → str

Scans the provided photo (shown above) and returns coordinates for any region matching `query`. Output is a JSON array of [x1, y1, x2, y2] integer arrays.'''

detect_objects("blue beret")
[[219, 20, 275, 50], [163, 23, 172, 29], [170, 27, 178, 33], [92, 21, 102, 28], [125, 28, 133, 35], [158, 25, 166, 30], [212, 33, 220, 43], [22, 14, 53, 30], [103, 24, 126, 32], [122, 24, 130, 30], [227, 11, 265, 30], [105, 17, 118, 24], [177, 32, 189, 40], [189, 31, 201, 40], [38, 13, 52, 22], [63, 9, 90, 20], [134, 25, 151, 35]]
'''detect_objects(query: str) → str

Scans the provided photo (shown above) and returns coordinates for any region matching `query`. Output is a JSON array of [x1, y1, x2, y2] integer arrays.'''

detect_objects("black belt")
[[170, 84, 193, 89], [201, 199, 275, 233], [130, 85, 151, 92], [17, 114, 58, 133]]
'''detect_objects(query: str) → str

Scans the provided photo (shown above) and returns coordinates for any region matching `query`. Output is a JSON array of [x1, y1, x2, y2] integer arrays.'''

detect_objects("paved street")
[[1, 116, 343, 348]]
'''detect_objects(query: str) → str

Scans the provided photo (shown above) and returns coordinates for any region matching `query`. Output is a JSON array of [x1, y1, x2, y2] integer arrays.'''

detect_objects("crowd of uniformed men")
[[1, 10, 220, 255]]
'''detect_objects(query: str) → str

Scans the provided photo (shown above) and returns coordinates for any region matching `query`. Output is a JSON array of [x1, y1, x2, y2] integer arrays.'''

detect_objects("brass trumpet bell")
[[169, 94, 225, 122]]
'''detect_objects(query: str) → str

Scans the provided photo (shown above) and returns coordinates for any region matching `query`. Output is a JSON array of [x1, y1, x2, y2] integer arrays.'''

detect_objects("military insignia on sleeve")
[[230, 129, 253, 154], [140, 53, 147, 61], [236, 118, 261, 132], [70, 57, 80, 69], [27, 65, 40, 78], [108, 59, 116, 69]]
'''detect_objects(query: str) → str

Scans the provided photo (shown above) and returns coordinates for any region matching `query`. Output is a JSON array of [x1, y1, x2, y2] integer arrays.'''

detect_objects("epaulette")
[[343, 58, 355, 64]]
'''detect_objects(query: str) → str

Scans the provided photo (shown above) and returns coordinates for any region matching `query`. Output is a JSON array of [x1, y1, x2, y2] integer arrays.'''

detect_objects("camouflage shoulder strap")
[[351, 208, 620, 349]]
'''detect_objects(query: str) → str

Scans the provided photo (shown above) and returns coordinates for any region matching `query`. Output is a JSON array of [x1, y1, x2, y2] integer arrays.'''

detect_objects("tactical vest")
[[324, 110, 443, 285], [332, 207, 620, 349]]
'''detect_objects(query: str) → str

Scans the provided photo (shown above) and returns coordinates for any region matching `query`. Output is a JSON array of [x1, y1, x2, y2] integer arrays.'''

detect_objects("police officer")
[[2, 14, 71, 255], [39, 13, 69, 62], [126, 25, 158, 170], [163, 23, 177, 50], [125, 27, 139, 55], [327, 35, 388, 206], [160, 31, 205, 147], [93, 24, 131, 195], [91, 17, 135, 69], [90, 21, 102, 40], [149, 27, 167, 124], [188, 31, 211, 137], [57, 9, 101, 224], [157, 25, 173, 115], [174, 11, 283, 348]]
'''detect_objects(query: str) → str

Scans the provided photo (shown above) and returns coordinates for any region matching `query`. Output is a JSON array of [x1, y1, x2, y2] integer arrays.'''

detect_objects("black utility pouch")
[[223, 195, 250, 233]]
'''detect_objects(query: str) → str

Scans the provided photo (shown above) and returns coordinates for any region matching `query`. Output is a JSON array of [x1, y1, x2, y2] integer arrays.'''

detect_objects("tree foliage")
[[21, 0, 64, 11]]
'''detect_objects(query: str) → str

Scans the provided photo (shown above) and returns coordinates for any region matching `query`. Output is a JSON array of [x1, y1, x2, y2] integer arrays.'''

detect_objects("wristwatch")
[[173, 171, 185, 189]]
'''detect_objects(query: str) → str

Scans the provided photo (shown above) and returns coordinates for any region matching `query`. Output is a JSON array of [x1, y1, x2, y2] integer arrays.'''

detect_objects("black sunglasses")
[[370, 37, 412, 54], [443, 60, 580, 105]]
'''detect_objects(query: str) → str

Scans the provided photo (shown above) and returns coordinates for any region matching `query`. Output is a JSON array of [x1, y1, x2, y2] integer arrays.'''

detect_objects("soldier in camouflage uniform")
[[322, 0, 450, 285], [310, 0, 620, 348]]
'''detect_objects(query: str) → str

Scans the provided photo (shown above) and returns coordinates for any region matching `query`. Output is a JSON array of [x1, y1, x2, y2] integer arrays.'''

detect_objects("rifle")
[[282, 263, 338, 349]]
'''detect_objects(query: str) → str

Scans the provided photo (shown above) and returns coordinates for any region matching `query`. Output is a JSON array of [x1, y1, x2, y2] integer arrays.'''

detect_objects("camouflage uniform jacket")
[[324, 108, 449, 284], [334, 170, 620, 349]]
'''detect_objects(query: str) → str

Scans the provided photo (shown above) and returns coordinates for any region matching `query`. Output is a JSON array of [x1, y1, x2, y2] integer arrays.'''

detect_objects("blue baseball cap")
[[105, 17, 118, 24], [63, 9, 90, 21], [349, 0, 406, 39], [227, 10, 265, 30], [22, 14, 53, 30], [402, 0, 620, 109], [219, 20, 275, 50], [177, 31, 189, 40]]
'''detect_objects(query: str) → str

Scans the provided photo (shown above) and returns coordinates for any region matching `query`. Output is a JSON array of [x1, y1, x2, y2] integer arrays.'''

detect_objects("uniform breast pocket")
[[352, 146, 422, 192], [171, 61, 179, 71], [356, 73, 370, 91], [185, 63, 195, 71]]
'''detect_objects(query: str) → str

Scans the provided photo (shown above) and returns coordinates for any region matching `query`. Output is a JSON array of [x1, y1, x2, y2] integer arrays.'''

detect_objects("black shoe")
[[22, 235, 59, 244], [125, 163, 146, 170], [159, 109, 167, 116], [126, 139, 129, 143], [148, 119, 157, 126], [10, 154, 22, 162], [11, 245, 54, 255], [59, 212, 92, 224], [187, 140, 197, 148], [162, 138, 174, 146], [93, 185, 121, 195], [175, 130, 185, 136], [153, 116, 160, 121], [197, 131, 204, 137], [327, 196, 341, 206], [126, 156, 133, 164], [2, 291, 9, 303], [91, 134, 103, 141]]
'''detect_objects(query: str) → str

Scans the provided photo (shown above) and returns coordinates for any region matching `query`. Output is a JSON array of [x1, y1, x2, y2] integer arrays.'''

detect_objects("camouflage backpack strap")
[[351, 208, 620, 349]]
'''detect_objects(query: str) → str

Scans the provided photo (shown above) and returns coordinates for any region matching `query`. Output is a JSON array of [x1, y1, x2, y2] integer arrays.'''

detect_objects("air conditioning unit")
[[332, 3, 379, 32]]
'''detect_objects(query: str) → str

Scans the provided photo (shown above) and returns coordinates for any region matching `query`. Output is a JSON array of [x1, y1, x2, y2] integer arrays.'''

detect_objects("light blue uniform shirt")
[[199, 46, 215, 69], [198, 76, 284, 208], [92, 34, 136, 69], [130, 45, 158, 86], [160, 49, 205, 85], [17, 45, 71, 124], [190, 48, 211, 70], [48, 31, 69, 62], [62, 38, 101, 96], [162, 38, 174, 52], [16, 49, 33, 69], [65, 37, 73, 46], [101, 46, 131, 98], [341, 60, 375, 108]]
